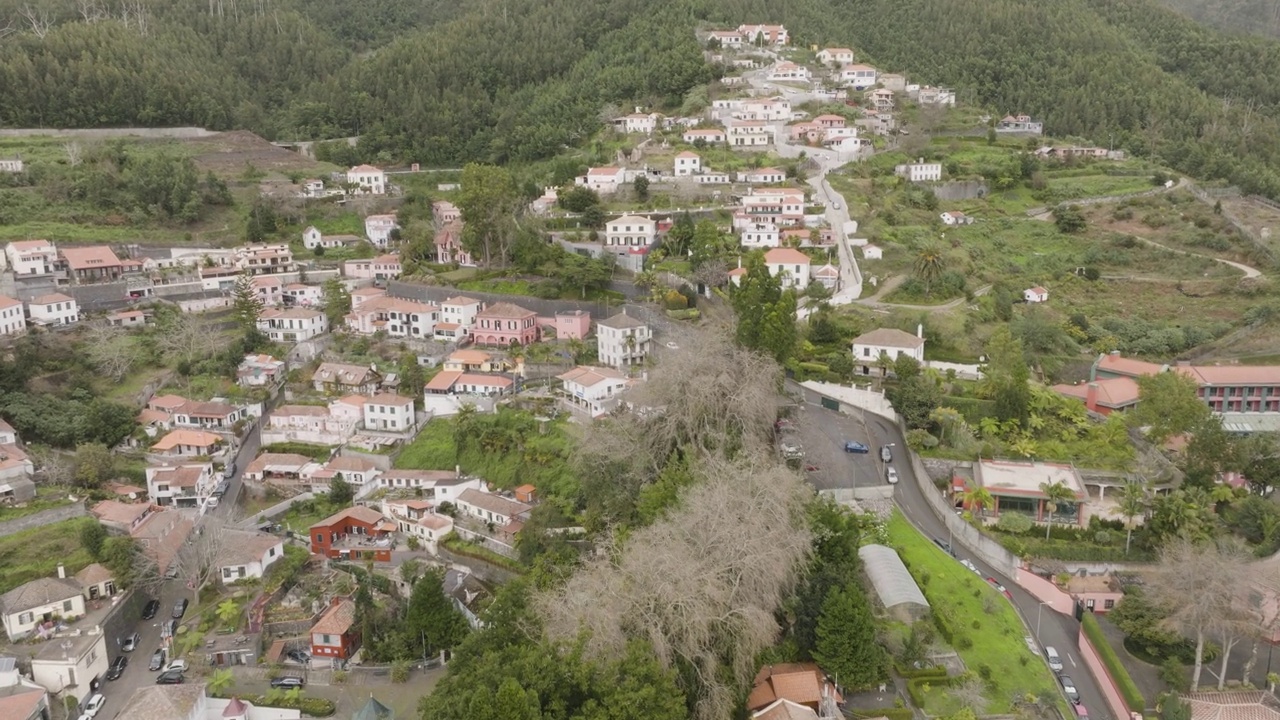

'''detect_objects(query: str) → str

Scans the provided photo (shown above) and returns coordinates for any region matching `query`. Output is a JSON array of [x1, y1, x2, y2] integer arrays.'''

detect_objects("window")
[[18, 612, 32, 624], [315, 533, 324, 543], [63, 600, 73, 612], [1104, 599, 1115, 610]]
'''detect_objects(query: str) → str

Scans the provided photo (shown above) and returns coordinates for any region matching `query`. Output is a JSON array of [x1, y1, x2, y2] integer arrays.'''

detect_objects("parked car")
[[172, 599, 189, 618], [270, 676, 305, 689], [155, 670, 184, 685], [223, 462, 236, 479], [165, 659, 188, 674], [885, 467, 899, 484], [149, 649, 167, 671], [880, 445, 893, 463], [121, 632, 140, 652], [986, 577, 1013, 599], [1059, 674, 1080, 704], [285, 649, 311, 664], [141, 600, 160, 620], [932, 537, 955, 556], [163, 619, 179, 637], [960, 559, 980, 574], [843, 440, 869, 454], [82, 693, 106, 717], [1045, 646, 1063, 672], [105, 656, 127, 680]]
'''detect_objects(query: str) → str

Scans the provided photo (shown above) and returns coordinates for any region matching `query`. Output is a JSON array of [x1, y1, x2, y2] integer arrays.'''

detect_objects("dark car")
[[932, 537, 955, 556], [285, 649, 311, 664], [163, 619, 179, 637], [172, 598, 189, 619], [149, 649, 167, 671], [105, 656, 128, 680], [141, 600, 160, 620], [843, 440, 869, 454], [880, 445, 893, 463], [155, 670, 185, 685], [270, 676, 305, 689], [1059, 674, 1081, 704], [121, 632, 141, 652]]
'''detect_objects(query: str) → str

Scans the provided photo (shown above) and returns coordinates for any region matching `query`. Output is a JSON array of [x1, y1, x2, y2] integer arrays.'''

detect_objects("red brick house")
[[310, 597, 359, 667], [473, 302, 540, 347], [309, 506, 395, 562]]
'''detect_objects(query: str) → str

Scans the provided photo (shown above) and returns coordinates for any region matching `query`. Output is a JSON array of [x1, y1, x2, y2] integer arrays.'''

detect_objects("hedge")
[[895, 663, 948, 679], [906, 674, 962, 706], [1081, 613, 1145, 712], [223, 693, 335, 717]]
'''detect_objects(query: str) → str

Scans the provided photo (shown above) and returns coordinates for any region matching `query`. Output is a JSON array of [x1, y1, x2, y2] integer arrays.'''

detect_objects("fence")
[[0, 503, 86, 538]]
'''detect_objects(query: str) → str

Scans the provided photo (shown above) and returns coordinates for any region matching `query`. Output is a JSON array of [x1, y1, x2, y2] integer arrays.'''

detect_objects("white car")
[[82, 693, 106, 717], [960, 559, 980, 575], [886, 467, 899, 484], [165, 659, 188, 674]]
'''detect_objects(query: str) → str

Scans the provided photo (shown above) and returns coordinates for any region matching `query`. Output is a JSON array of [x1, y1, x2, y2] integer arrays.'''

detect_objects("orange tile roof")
[[313, 599, 357, 635], [1095, 354, 1165, 378], [151, 429, 221, 452], [764, 248, 811, 265], [312, 505, 385, 530], [424, 370, 464, 392], [477, 302, 535, 320], [448, 349, 492, 365], [60, 245, 121, 270], [30, 293, 73, 305]]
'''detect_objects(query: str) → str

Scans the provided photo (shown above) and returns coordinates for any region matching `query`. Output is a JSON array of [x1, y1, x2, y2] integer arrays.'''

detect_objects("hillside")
[[1153, 0, 1280, 39], [3, 0, 1280, 196]]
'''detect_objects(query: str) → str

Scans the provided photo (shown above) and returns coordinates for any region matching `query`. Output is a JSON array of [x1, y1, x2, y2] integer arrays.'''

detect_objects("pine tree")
[[404, 568, 469, 658], [231, 274, 264, 335], [813, 584, 886, 689]]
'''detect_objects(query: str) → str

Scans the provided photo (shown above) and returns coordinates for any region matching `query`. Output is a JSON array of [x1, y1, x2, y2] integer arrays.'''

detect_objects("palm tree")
[[207, 668, 234, 696], [215, 599, 241, 627], [1040, 481, 1077, 540], [1117, 482, 1148, 554], [963, 486, 995, 520], [875, 350, 893, 377], [913, 243, 946, 296]]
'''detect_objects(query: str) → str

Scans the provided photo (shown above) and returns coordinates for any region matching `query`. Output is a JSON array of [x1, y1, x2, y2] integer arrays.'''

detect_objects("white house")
[[737, 24, 788, 45], [5, 240, 57, 276], [257, 307, 329, 343], [894, 160, 942, 183], [558, 365, 633, 418], [769, 62, 811, 81], [363, 393, 416, 432], [615, 113, 660, 134], [813, 263, 840, 290], [706, 30, 743, 47], [456, 487, 532, 527], [344, 296, 440, 338], [817, 48, 855, 65], [217, 530, 284, 582], [863, 244, 883, 260], [1, 574, 86, 640], [1024, 286, 1049, 303], [282, 283, 324, 307], [839, 63, 878, 89], [237, 354, 286, 388], [764, 247, 811, 290], [728, 121, 774, 147], [916, 86, 957, 107], [30, 630, 107, 694], [439, 295, 482, 342], [674, 152, 702, 176], [364, 214, 400, 248], [683, 128, 726, 144], [302, 227, 359, 250], [605, 215, 658, 248], [26, 294, 78, 326], [851, 326, 926, 375], [263, 404, 358, 446], [145, 462, 216, 508], [738, 188, 806, 228], [997, 114, 1044, 134], [575, 167, 626, 195], [0, 159, 23, 173], [305, 456, 382, 493], [739, 167, 787, 184], [0, 296, 26, 336], [940, 211, 974, 226], [346, 165, 387, 195], [741, 222, 781, 248], [596, 311, 652, 369], [736, 97, 791, 121]]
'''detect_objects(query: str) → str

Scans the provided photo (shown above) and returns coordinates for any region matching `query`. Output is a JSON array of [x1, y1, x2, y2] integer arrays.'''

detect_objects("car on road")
[[885, 467, 899, 484], [141, 599, 160, 620], [82, 693, 106, 717], [1059, 674, 1080, 703], [121, 632, 141, 652], [880, 445, 893, 463], [843, 440, 869, 454], [163, 619, 179, 637], [105, 656, 127, 680], [270, 676, 305, 689], [223, 462, 236, 479], [172, 598, 189, 618], [155, 669, 184, 685], [960, 559, 980, 575], [1045, 646, 1063, 672], [932, 537, 955, 556], [986, 577, 1013, 599], [149, 649, 167, 671], [165, 659, 188, 674], [285, 649, 311, 664]]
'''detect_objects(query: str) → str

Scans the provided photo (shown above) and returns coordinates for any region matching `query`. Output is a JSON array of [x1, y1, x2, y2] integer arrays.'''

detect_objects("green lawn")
[[278, 497, 345, 534], [885, 511, 1062, 714], [0, 517, 94, 596], [0, 486, 74, 523]]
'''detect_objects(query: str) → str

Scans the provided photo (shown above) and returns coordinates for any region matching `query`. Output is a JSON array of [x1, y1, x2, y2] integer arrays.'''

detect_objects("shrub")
[[234, 693, 335, 717], [956, 635, 973, 650], [332, 670, 348, 684], [1082, 613, 1145, 711], [978, 664, 993, 681], [996, 512, 1033, 534], [391, 659, 410, 683]]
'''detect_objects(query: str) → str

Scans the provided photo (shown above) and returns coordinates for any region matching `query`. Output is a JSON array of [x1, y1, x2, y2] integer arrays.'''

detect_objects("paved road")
[[212, 420, 261, 520], [94, 583, 193, 719], [791, 384, 1113, 720], [791, 401, 883, 491]]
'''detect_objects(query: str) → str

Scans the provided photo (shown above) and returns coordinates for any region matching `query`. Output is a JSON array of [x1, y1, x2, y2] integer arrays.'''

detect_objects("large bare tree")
[[173, 518, 229, 602], [83, 322, 139, 382]]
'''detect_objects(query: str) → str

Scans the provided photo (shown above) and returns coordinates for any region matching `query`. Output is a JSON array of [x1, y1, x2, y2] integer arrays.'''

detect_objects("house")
[[257, 307, 328, 343], [940, 211, 974, 226], [674, 151, 702, 176], [839, 63, 878, 89], [30, 631, 107, 694], [971, 458, 1086, 526], [444, 569, 491, 630], [1024, 286, 1049, 303], [106, 309, 145, 328], [866, 87, 896, 111], [443, 349, 504, 373], [59, 245, 123, 283], [439, 295, 482, 338], [432, 200, 462, 223], [346, 165, 387, 195], [544, 310, 591, 341], [997, 114, 1044, 134], [614, 112, 660, 134], [150, 429, 223, 457], [434, 220, 475, 266], [91, 499, 156, 534], [741, 222, 781, 248], [244, 453, 318, 484], [306, 456, 381, 492], [0, 656, 48, 720], [130, 508, 194, 577], [364, 214, 400, 248], [597, 311, 652, 369], [1052, 377, 1142, 416], [789, 121, 822, 144], [26, 293, 79, 326], [851, 327, 925, 375], [682, 128, 726, 144], [311, 598, 360, 667], [394, 508, 453, 555], [423, 371, 515, 411], [0, 574, 85, 640], [916, 85, 956, 107], [302, 178, 326, 198], [729, 121, 774, 147], [769, 62, 810, 81], [344, 295, 440, 338], [813, 263, 839, 290], [816, 48, 854, 65], [473, 302, 540, 346], [739, 167, 787, 184], [752, 699, 820, 720], [1065, 574, 1124, 613], [814, 114, 846, 129], [0, 296, 25, 336], [312, 362, 383, 395], [456, 488, 532, 529], [558, 365, 633, 418], [235, 244, 294, 275], [0, 159, 22, 173], [706, 30, 743, 47], [237, 354, 286, 387], [862, 244, 883, 260], [5, 240, 57, 276], [145, 462, 216, 508], [605, 215, 658, 248], [0, 418, 15, 445], [530, 186, 559, 215], [282, 283, 324, 308], [217, 530, 284, 582], [301, 227, 360, 250], [746, 663, 842, 715], [363, 393, 416, 432], [115, 683, 301, 720], [0, 446, 33, 490], [763, 247, 811, 290], [737, 24, 788, 45], [575, 166, 626, 195], [171, 400, 246, 430], [309, 506, 395, 562], [370, 254, 402, 280], [737, 188, 806, 228], [1089, 352, 1280, 416], [894, 160, 942, 183], [264, 405, 357, 446], [72, 564, 116, 601], [736, 97, 791, 120]]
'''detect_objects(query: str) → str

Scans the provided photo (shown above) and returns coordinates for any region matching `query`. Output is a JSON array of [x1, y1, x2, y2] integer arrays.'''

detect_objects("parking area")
[[786, 401, 887, 491]]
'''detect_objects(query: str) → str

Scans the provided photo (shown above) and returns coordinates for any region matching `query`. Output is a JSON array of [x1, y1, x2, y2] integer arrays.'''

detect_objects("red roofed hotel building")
[[473, 302, 540, 346], [1063, 351, 1280, 416]]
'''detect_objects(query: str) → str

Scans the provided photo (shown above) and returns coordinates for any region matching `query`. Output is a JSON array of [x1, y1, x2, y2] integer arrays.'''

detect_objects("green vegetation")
[[1082, 612, 1146, 712], [0, 518, 94, 596], [260, 442, 333, 461], [440, 534, 524, 574]]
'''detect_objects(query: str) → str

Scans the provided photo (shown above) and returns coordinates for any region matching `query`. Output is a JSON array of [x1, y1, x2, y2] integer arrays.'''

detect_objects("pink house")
[[474, 302, 540, 347], [435, 221, 474, 266], [539, 310, 591, 340], [815, 114, 846, 129]]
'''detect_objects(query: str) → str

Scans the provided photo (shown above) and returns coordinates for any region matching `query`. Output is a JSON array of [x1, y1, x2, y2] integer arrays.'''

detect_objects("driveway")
[[93, 582, 194, 719], [791, 402, 884, 491]]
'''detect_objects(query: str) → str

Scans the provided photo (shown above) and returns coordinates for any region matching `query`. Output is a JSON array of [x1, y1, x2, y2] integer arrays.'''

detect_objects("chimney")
[[1085, 383, 1099, 411], [455, 464, 461, 478], [916, 323, 923, 339], [57, 564, 65, 579]]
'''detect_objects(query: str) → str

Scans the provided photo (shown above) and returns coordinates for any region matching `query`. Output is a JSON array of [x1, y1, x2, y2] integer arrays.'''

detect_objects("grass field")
[[885, 511, 1061, 714], [0, 517, 94, 596]]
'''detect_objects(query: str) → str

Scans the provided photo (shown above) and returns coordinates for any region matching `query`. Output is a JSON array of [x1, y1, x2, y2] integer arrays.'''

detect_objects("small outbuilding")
[[858, 543, 930, 622]]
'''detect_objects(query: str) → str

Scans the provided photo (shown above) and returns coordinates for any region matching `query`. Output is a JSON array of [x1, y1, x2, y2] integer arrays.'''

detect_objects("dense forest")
[[4, 0, 1280, 196], [1153, 0, 1280, 39]]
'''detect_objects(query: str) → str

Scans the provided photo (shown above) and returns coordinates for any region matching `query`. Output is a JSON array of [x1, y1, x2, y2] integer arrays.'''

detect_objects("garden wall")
[[0, 503, 86, 538], [1078, 624, 1134, 720]]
